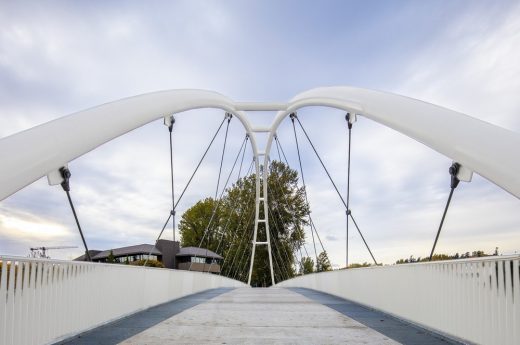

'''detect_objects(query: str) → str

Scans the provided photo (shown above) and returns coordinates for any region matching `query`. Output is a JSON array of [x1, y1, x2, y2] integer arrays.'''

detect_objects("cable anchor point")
[[289, 112, 297, 122], [163, 115, 175, 132], [345, 113, 357, 129], [449, 162, 461, 189], [59, 167, 71, 192]]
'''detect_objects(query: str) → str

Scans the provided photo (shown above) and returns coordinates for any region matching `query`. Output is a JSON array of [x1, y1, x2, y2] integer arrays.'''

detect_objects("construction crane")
[[29, 246, 78, 259]]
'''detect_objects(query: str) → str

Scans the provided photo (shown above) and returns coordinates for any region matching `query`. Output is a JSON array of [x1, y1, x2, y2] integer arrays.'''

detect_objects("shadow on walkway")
[[289, 288, 462, 345], [56, 288, 233, 345]]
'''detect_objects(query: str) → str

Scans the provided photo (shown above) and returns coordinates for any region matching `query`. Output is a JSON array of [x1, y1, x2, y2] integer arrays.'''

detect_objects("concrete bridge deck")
[[59, 287, 460, 345]]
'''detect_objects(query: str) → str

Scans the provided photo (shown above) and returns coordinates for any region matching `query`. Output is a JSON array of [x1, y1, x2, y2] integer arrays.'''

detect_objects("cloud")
[[0, 1, 518, 267]]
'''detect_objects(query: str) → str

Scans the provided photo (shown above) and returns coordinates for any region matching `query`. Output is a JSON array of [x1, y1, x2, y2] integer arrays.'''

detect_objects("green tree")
[[179, 161, 309, 286], [179, 197, 223, 253], [300, 257, 314, 274], [107, 250, 115, 263], [347, 262, 372, 268], [316, 251, 332, 272]]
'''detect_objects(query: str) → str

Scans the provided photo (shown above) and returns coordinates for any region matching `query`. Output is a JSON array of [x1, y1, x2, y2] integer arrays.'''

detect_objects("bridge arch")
[[1, 87, 518, 202], [0, 86, 518, 286]]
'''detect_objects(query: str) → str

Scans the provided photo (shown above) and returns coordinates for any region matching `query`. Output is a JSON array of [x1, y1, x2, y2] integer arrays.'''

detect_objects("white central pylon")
[[244, 118, 276, 286]]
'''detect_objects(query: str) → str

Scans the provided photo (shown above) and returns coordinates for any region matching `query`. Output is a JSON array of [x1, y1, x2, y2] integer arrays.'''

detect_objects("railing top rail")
[[0, 255, 242, 281], [281, 255, 520, 278]]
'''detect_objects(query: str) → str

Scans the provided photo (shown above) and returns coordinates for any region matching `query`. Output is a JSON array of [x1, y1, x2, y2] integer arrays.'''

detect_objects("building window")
[[191, 257, 205, 264]]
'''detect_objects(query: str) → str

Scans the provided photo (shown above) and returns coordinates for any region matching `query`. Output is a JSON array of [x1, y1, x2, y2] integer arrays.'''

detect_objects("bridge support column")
[[247, 142, 275, 286]]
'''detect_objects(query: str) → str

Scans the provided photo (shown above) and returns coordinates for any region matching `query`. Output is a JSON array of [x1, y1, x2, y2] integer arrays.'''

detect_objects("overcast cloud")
[[0, 0, 518, 267]]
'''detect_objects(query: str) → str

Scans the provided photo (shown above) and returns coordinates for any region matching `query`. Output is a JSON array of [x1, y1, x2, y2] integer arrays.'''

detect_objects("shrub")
[[129, 259, 164, 268]]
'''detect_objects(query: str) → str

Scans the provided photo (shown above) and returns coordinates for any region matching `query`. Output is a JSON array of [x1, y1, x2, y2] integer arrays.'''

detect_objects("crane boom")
[[29, 246, 78, 258]]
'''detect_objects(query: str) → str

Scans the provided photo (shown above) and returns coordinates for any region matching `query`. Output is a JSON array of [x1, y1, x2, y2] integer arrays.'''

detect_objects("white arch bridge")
[[0, 87, 519, 344]]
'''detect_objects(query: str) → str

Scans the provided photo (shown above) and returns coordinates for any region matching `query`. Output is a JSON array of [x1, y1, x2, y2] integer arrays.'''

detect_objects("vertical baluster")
[[491, 260, 499, 345], [28, 261, 38, 345], [21, 261, 30, 345], [6, 260, 16, 345], [498, 260, 505, 345], [513, 259, 519, 345], [49, 263, 58, 341], [0, 258, 7, 345], [13, 260, 23, 345], [63, 264, 71, 336], [504, 259, 513, 345], [57, 264, 63, 338]]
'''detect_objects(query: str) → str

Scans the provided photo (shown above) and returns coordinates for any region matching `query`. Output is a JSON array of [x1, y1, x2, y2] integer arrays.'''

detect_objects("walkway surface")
[[60, 287, 460, 345]]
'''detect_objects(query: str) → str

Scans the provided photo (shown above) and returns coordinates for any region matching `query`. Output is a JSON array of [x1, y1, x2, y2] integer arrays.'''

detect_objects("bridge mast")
[[246, 123, 276, 286]]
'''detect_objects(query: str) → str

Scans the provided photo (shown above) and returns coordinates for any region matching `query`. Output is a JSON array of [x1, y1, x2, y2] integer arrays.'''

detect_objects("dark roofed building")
[[74, 240, 222, 273], [74, 250, 102, 262], [176, 247, 223, 273], [91, 244, 162, 263]]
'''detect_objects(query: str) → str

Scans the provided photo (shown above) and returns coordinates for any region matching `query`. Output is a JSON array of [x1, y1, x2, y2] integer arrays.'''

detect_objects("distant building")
[[74, 240, 223, 273]]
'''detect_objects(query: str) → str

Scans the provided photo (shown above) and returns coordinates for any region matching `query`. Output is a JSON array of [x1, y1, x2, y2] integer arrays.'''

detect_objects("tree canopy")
[[316, 251, 332, 272], [179, 160, 310, 286]]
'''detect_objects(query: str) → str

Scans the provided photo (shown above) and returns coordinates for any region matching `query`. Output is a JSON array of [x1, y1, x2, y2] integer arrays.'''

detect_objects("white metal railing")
[[277, 255, 520, 345], [0, 256, 246, 345]]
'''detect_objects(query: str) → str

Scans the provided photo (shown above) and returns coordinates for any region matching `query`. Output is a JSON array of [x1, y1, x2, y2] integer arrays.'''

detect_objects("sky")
[[0, 0, 519, 269]]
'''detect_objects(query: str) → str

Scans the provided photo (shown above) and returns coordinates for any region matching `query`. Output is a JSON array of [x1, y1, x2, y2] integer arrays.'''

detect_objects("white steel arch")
[[0, 86, 519, 286]]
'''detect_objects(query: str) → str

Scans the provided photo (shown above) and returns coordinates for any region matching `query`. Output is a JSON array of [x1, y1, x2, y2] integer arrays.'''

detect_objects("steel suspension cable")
[[429, 163, 461, 261], [229, 207, 255, 278], [267, 161, 301, 274], [272, 139, 310, 258], [267, 206, 293, 279], [233, 218, 255, 280], [290, 114, 319, 266], [174, 116, 227, 210], [229, 196, 255, 273], [222, 163, 255, 277], [269, 231, 287, 282], [346, 114, 352, 267], [59, 167, 91, 261], [293, 113, 377, 266], [208, 136, 248, 273], [349, 213, 378, 265], [220, 159, 255, 275], [294, 115, 348, 210], [215, 114, 232, 199], [268, 157, 306, 271], [190, 130, 247, 272], [267, 203, 296, 275], [307, 215, 333, 268], [274, 135, 290, 166], [167, 116, 177, 243], [144, 116, 227, 266]]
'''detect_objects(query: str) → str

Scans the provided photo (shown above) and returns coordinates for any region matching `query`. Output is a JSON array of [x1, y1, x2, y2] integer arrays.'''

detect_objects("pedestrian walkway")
[[59, 287, 460, 344]]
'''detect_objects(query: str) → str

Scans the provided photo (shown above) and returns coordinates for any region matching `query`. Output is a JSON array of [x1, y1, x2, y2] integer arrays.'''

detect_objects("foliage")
[[316, 251, 332, 272], [179, 198, 222, 253], [130, 259, 165, 268], [395, 250, 493, 264], [346, 262, 373, 269], [300, 257, 314, 274], [106, 250, 115, 263], [179, 160, 309, 286]]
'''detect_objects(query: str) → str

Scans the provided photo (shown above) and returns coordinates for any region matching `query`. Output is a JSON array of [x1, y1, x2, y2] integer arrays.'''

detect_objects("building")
[[176, 246, 223, 273], [74, 240, 223, 273]]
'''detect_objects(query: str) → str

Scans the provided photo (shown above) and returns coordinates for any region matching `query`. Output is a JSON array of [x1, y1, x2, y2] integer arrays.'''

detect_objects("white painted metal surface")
[[0, 86, 519, 287], [0, 256, 246, 345], [1, 87, 518, 201], [277, 256, 520, 345]]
